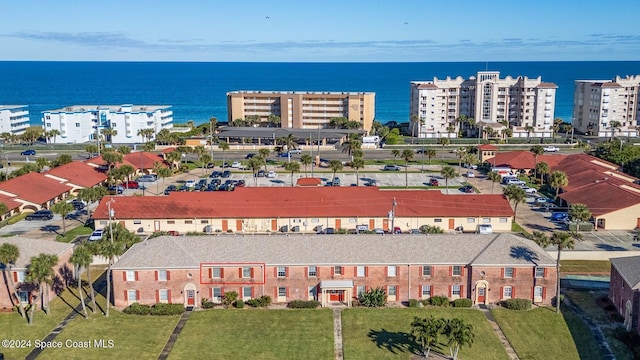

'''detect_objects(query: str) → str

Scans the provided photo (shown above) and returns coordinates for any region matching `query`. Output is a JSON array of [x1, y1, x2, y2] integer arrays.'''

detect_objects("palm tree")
[[218, 141, 230, 168], [530, 145, 544, 179], [51, 201, 74, 236], [425, 148, 436, 165], [503, 184, 527, 218], [101, 150, 123, 172], [328, 160, 343, 185], [26, 253, 58, 324], [258, 148, 271, 172], [70, 246, 92, 319], [284, 161, 301, 187], [444, 318, 475, 360], [82, 241, 99, 313], [300, 154, 312, 177], [401, 149, 414, 188], [248, 158, 262, 186], [165, 151, 182, 171], [549, 170, 569, 199], [411, 315, 444, 358], [352, 157, 365, 186], [48, 129, 61, 144], [440, 166, 456, 194], [77, 187, 107, 219], [610, 120, 622, 141], [341, 135, 362, 159], [437, 138, 450, 161], [390, 149, 400, 164], [569, 203, 591, 233], [525, 125, 535, 143], [0, 243, 26, 317], [198, 154, 212, 176], [101, 127, 118, 144], [531, 231, 576, 313], [487, 171, 502, 194], [156, 167, 173, 194], [535, 162, 550, 185]]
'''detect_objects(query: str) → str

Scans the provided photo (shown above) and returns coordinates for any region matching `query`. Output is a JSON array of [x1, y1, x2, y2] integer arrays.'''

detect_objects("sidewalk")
[[478, 305, 520, 360]]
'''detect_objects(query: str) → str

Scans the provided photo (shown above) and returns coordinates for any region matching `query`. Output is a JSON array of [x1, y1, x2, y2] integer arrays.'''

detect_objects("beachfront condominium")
[[42, 104, 173, 144], [227, 91, 375, 132], [572, 75, 640, 138], [0, 105, 30, 136], [410, 71, 557, 139]]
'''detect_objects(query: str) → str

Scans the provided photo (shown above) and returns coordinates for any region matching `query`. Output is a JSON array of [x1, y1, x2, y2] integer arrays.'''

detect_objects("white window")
[[534, 286, 543, 298], [499, 217, 508, 223], [158, 270, 167, 281], [212, 287, 222, 302], [387, 266, 397, 277], [212, 268, 222, 278], [466, 218, 475, 223], [503, 286, 512, 299], [128, 290, 137, 302], [422, 266, 432, 276], [483, 218, 491, 223], [356, 266, 365, 277], [422, 285, 431, 298], [126, 270, 136, 281], [334, 266, 342, 275], [357, 286, 366, 297], [277, 266, 286, 277], [308, 266, 317, 277], [159, 289, 168, 302], [243, 287, 252, 299], [504, 268, 514, 278], [452, 266, 462, 276], [388, 285, 397, 296], [242, 267, 251, 278], [434, 218, 442, 223], [133, 220, 141, 224], [452, 285, 461, 297], [16, 271, 26, 283], [278, 287, 286, 297], [535, 267, 545, 278]]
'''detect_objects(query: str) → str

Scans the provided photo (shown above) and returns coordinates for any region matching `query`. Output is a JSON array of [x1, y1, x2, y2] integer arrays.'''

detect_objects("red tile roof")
[[0, 172, 70, 204], [123, 152, 165, 170], [487, 151, 564, 170], [559, 181, 640, 217], [477, 144, 498, 151], [296, 177, 322, 186], [536, 82, 558, 89], [416, 83, 438, 89], [44, 161, 107, 187], [94, 188, 513, 220], [0, 194, 25, 212]]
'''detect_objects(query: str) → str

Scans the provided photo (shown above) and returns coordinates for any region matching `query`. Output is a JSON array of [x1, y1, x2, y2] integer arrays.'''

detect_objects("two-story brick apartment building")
[[609, 255, 640, 334], [111, 233, 556, 309]]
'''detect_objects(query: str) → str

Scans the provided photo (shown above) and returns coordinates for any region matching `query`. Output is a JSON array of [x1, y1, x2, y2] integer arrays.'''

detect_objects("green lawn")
[[341, 307, 509, 360], [55, 224, 94, 242], [560, 260, 611, 274], [168, 309, 334, 360], [492, 307, 597, 360]]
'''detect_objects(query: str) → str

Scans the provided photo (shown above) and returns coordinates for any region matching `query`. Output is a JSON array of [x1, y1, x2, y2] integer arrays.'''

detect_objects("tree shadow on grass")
[[368, 328, 421, 356]]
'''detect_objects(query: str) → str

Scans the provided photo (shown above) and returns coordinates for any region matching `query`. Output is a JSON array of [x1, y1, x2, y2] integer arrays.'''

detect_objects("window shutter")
[[135, 271, 139, 281], [220, 268, 224, 278], [512, 287, 516, 298], [385, 266, 388, 276], [123, 272, 127, 281], [316, 267, 320, 277], [250, 268, 254, 278], [167, 271, 171, 281], [461, 267, 465, 277], [500, 286, 504, 299], [449, 266, 452, 277], [501, 268, 504, 277], [460, 285, 464, 297], [239, 268, 242, 278], [154, 271, 158, 281], [286, 287, 289, 297], [251, 287, 254, 298], [221, 287, 225, 296], [274, 287, 278, 298], [13, 272, 18, 283], [136, 290, 140, 300], [531, 287, 535, 299], [208, 268, 212, 279], [542, 287, 547, 300], [353, 266, 357, 276], [432, 267, 435, 276], [274, 267, 277, 277], [448, 285, 452, 297], [305, 267, 308, 278], [155, 290, 159, 303], [285, 267, 289, 277], [210, 288, 213, 298], [431, 286, 435, 296], [168, 290, 172, 303], [513, 268, 517, 278], [123, 291, 128, 301], [417, 286, 422, 298], [331, 267, 335, 276], [543, 268, 548, 278], [365, 266, 369, 277]]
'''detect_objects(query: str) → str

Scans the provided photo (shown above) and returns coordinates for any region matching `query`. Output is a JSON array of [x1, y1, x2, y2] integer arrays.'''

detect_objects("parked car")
[[108, 185, 124, 194], [231, 161, 243, 168], [521, 186, 537, 194], [477, 224, 493, 234], [288, 149, 302, 154], [364, 179, 377, 187], [551, 212, 569, 221], [383, 164, 401, 171], [209, 171, 222, 178], [460, 185, 474, 193], [221, 170, 231, 178], [465, 171, 475, 178], [535, 197, 552, 204], [324, 227, 335, 234], [69, 199, 86, 210], [21, 149, 36, 156], [266, 170, 276, 178], [255, 169, 266, 177], [245, 153, 256, 159], [373, 228, 385, 234], [88, 229, 104, 241], [122, 181, 139, 189], [236, 180, 246, 187], [463, 163, 478, 169], [25, 209, 53, 221], [429, 178, 439, 186], [505, 178, 526, 186], [185, 179, 197, 188], [544, 146, 560, 152], [206, 162, 215, 169], [164, 185, 177, 195], [332, 177, 341, 186], [137, 175, 156, 183]]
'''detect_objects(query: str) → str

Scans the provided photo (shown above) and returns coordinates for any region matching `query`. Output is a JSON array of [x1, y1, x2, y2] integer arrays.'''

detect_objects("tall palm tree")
[[411, 315, 444, 358], [437, 138, 450, 161], [487, 171, 502, 194], [101, 151, 123, 172], [609, 120, 622, 141], [82, 241, 99, 313], [401, 149, 414, 188], [328, 160, 343, 185], [391, 149, 400, 164], [48, 129, 61, 144], [284, 161, 300, 187], [156, 167, 173, 194], [218, 141, 230, 168], [26, 253, 58, 324], [165, 151, 182, 171], [300, 154, 312, 177], [425, 148, 436, 165], [101, 127, 118, 144], [530, 145, 544, 179], [352, 157, 365, 186], [258, 148, 271, 172], [525, 125, 535, 143], [569, 203, 592, 233], [503, 184, 527, 218], [51, 201, 74, 236], [549, 170, 569, 199], [70, 246, 92, 319], [440, 166, 456, 194], [0, 243, 26, 317], [248, 158, 262, 186], [531, 231, 576, 313], [535, 162, 550, 185]]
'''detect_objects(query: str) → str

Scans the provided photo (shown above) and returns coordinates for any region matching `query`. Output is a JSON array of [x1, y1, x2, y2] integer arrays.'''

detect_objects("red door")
[[187, 290, 195, 306], [329, 290, 340, 301], [271, 219, 278, 231], [448, 219, 455, 230], [477, 287, 486, 304], [335, 219, 341, 229]]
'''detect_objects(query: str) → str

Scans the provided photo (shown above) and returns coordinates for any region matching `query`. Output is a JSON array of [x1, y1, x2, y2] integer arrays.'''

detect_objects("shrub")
[[246, 295, 272, 308], [123, 302, 151, 315], [429, 295, 450, 307], [503, 298, 532, 310], [234, 299, 244, 308], [201, 298, 216, 309], [151, 303, 185, 315], [452, 298, 473, 308], [358, 287, 387, 307], [222, 291, 238, 308], [551, 294, 565, 307], [287, 300, 321, 309], [409, 299, 420, 308]]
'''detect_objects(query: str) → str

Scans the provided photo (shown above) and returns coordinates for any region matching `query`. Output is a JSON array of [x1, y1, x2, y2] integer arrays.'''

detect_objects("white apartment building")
[[573, 75, 640, 138], [410, 71, 557, 139], [0, 105, 30, 136], [42, 104, 173, 144]]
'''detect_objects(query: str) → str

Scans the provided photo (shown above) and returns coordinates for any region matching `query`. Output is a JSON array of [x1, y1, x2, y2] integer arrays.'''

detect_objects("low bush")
[[201, 298, 216, 309], [429, 295, 450, 307], [503, 298, 532, 310], [234, 299, 244, 309], [246, 295, 272, 308], [287, 300, 320, 309], [123, 302, 152, 315], [358, 287, 387, 307], [551, 294, 565, 307], [452, 298, 473, 308], [408, 299, 420, 308], [151, 303, 185, 315]]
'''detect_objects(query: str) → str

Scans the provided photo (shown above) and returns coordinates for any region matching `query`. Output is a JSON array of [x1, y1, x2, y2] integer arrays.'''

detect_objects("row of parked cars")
[[164, 178, 244, 194]]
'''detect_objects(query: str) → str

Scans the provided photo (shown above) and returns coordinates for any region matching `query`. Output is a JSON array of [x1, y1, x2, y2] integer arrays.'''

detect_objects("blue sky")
[[2, 0, 639, 62]]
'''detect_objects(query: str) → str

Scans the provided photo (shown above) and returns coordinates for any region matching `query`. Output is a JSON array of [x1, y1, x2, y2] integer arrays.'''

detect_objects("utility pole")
[[390, 197, 397, 234], [310, 132, 314, 178], [107, 198, 115, 243]]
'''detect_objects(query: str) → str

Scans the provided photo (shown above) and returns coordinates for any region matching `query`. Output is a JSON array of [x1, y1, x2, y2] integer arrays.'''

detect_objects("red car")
[[429, 178, 439, 186], [122, 181, 139, 189]]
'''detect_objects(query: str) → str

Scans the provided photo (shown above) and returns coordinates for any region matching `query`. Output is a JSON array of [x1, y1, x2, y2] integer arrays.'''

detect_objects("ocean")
[[1, 61, 639, 127]]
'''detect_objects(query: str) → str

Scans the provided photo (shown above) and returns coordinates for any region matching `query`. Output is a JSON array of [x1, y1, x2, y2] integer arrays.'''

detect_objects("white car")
[[267, 170, 277, 178], [185, 179, 196, 188], [463, 163, 478, 170], [535, 197, 551, 204], [521, 186, 537, 194], [88, 229, 104, 241], [505, 178, 526, 186], [543, 146, 560, 152], [465, 171, 475, 178], [231, 161, 243, 168]]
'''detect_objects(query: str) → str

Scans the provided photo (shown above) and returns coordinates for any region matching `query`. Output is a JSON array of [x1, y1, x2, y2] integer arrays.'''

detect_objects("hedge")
[[234, 299, 244, 308], [428, 295, 450, 307], [287, 300, 321, 309], [123, 303, 152, 315], [409, 299, 420, 308], [452, 298, 473, 308], [246, 295, 272, 308], [503, 298, 532, 310], [151, 303, 186, 315]]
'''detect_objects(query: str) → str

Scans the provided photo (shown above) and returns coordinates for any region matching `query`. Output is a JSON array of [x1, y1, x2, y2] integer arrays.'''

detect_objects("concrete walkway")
[[333, 308, 344, 360], [158, 308, 193, 360], [478, 306, 520, 360]]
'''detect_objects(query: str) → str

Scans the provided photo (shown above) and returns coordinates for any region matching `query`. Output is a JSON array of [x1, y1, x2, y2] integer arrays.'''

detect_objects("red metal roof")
[[93, 188, 513, 220], [0, 172, 70, 204], [478, 144, 498, 150], [296, 177, 323, 186], [559, 181, 640, 216], [44, 161, 107, 187], [487, 151, 564, 170]]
